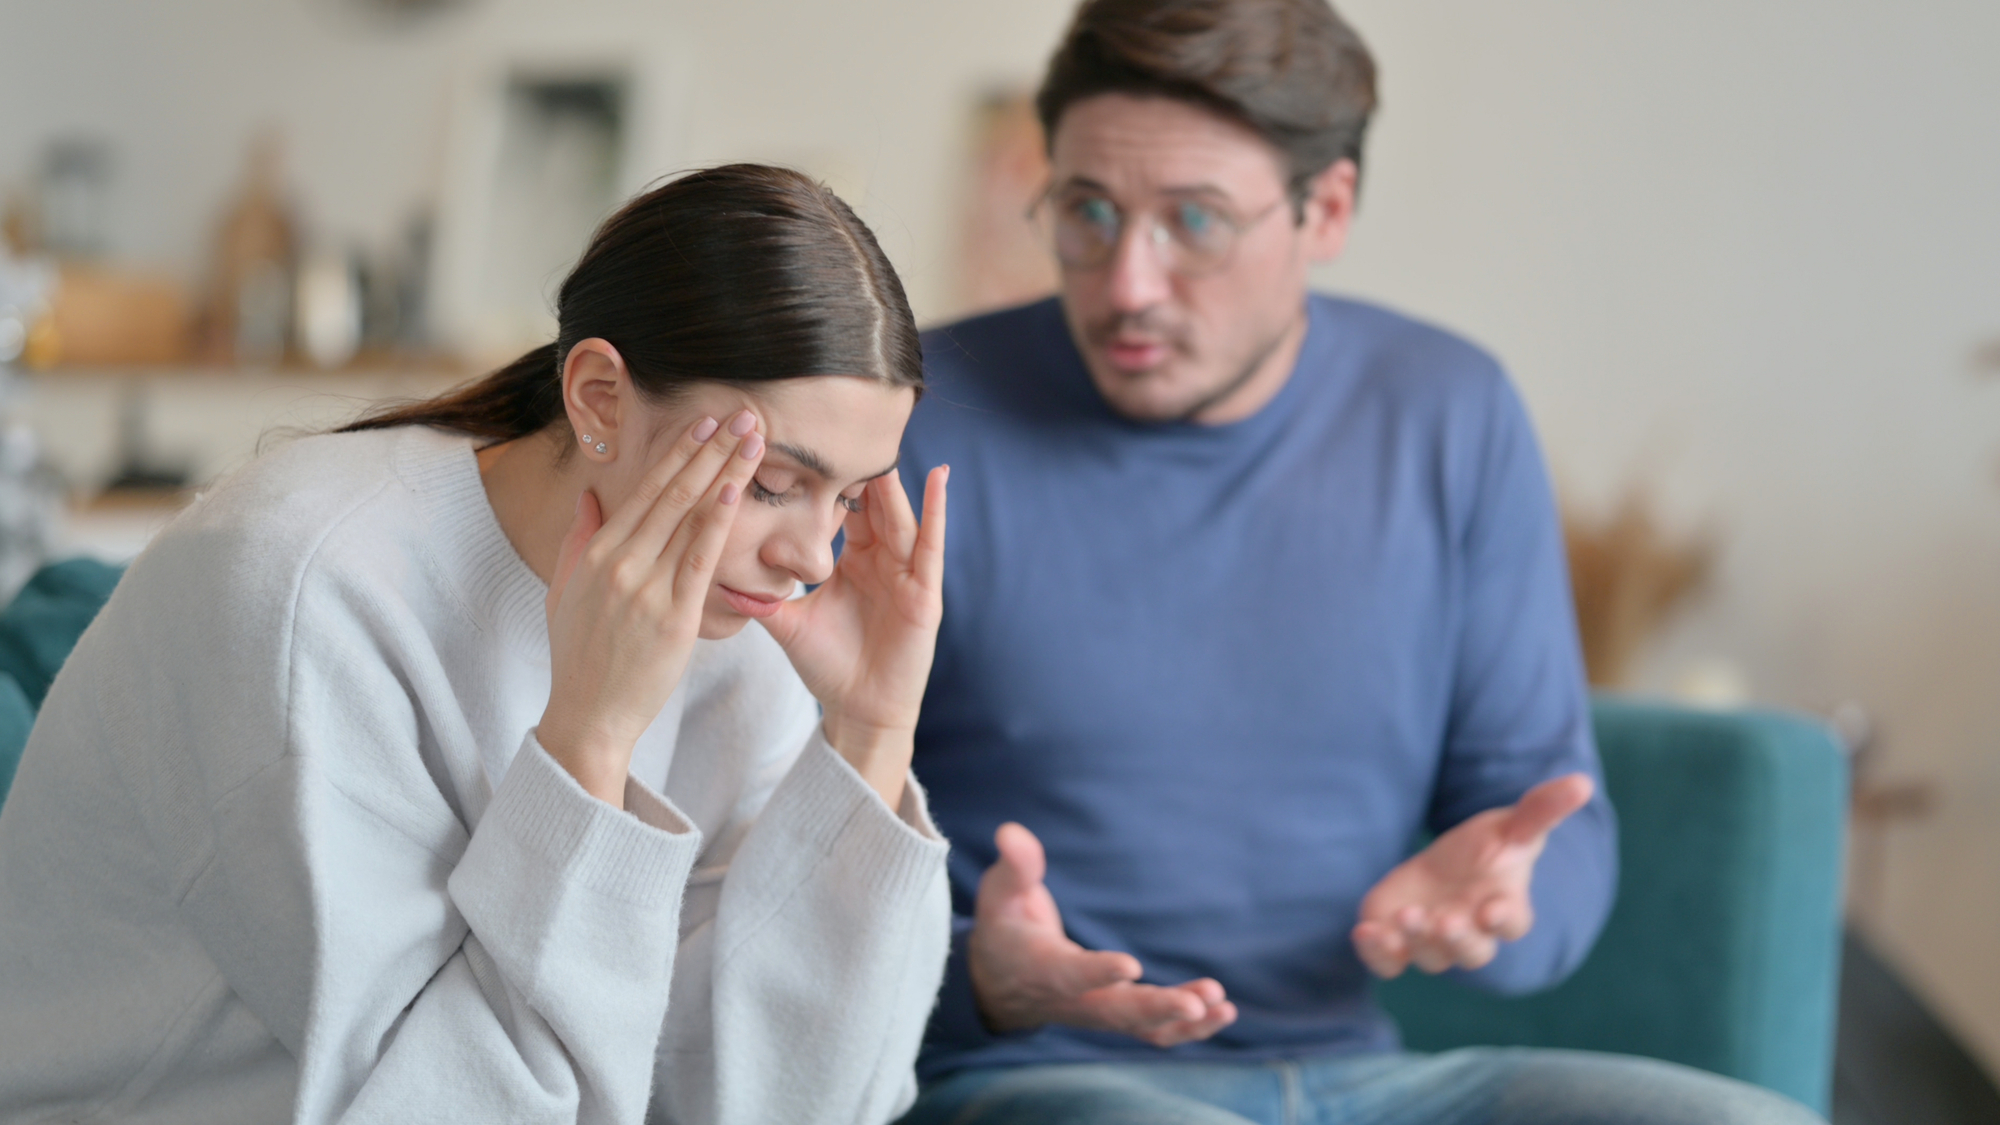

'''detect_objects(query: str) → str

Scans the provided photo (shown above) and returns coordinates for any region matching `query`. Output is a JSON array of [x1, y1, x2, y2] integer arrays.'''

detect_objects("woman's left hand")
[[763, 465, 948, 808]]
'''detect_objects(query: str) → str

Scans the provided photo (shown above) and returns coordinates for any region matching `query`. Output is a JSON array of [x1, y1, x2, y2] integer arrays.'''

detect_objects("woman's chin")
[[697, 606, 754, 641]]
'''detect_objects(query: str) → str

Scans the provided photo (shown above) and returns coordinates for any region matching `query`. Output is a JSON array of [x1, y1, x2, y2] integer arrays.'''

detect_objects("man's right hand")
[[968, 822, 1237, 1048]]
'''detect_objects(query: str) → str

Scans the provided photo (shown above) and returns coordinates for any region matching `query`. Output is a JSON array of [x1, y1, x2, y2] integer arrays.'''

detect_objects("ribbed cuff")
[[924, 913, 1006, 1053], [473, 731, 702, 908], [722, 729, 949, 931], [798, 729, 949, 894], [897, 766, 946, 842]]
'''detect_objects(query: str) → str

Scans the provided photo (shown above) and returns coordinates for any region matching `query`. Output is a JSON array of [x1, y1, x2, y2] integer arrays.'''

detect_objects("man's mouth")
[[1101, 336, 1172, 372], [718, 585, 786, 619]]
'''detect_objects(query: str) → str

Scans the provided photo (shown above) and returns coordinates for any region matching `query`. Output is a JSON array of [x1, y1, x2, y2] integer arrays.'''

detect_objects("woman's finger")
[[629, 411, 759, 563], [842, 491, 879, 551], [549, 489, 603, 609], [872, 466, 921, 560], [663, 425, 766, 601], [914, 465, 949, 591], [598, 414, 722, 542]]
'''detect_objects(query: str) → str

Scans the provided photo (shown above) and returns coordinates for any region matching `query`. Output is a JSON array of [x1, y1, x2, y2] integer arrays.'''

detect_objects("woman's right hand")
[[536, 411, 766, 806]]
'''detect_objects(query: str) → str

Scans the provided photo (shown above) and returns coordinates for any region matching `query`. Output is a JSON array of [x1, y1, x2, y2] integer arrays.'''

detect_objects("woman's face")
[[599, 376, 916, 640]]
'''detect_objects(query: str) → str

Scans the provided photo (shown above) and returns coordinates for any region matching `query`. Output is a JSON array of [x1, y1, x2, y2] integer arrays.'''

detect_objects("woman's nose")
[[766, 515, 838, 588]]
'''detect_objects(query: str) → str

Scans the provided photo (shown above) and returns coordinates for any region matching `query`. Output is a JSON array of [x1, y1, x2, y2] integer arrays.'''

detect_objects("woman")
[[0, 165, 951, 1124]]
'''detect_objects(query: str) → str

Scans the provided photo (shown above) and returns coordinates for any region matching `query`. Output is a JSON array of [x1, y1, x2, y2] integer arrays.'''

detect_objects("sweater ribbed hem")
[[485, 731, 702, 908]]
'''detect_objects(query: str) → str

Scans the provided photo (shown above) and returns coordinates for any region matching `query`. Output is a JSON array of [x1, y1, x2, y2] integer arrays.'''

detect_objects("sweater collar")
[[390, 426, 551, 659]]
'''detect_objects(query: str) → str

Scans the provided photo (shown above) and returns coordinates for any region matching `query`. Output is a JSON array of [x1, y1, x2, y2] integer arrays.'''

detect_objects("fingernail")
[[719, 483, 739, 505], [740, 432, 764, 459], [693, 417, 719, 442], [728, 410, 756, 437]]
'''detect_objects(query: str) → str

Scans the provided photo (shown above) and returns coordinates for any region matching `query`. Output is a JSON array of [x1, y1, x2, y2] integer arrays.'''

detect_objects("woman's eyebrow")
[[770, 441, 901, 485], [771, 441, 834, 478]]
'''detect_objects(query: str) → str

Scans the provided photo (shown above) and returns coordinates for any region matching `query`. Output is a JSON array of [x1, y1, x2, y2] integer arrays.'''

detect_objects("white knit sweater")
[[0, 426, 951, 1125]]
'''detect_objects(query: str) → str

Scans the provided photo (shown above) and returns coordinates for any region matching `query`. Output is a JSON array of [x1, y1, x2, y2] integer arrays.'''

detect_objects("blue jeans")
[[897, 1050, 1824, 1125]]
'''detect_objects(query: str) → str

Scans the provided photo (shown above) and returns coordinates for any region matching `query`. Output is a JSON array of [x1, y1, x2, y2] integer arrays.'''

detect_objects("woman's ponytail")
[[342, 341, 564, 443]]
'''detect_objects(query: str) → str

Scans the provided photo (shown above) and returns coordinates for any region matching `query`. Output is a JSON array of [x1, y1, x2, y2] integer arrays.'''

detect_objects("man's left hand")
[[1351, 773, 1594, 978]]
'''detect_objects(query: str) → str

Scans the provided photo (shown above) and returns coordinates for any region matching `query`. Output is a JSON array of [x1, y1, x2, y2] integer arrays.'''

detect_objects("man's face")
[[1045, 93, 1352, 424]]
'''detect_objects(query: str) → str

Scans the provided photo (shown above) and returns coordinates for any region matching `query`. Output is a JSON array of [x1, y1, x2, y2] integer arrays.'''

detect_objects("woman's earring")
[[580, 433, 594, 445], [595, 442, 609, 455]]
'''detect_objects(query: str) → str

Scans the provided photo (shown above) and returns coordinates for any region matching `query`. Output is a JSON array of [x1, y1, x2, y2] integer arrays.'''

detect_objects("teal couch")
[[0, 566, 1850, 1115], [0, 558, 123, 802], [1379, 699, 1849, 1115]]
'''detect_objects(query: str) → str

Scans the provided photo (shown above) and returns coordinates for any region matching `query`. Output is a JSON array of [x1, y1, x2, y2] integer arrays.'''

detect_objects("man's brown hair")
[[1035, 0, 1378, 209]]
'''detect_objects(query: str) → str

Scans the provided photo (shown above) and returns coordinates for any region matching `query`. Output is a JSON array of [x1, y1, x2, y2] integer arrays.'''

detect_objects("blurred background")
[[1, 0, 1996, 1101]]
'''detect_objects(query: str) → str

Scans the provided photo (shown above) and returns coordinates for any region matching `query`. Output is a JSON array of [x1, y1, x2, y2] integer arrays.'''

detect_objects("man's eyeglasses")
[[1029, 187, 1287, 277]]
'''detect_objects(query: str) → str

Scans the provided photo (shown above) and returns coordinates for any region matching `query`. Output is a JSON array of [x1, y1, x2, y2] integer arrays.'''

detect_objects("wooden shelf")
[[27, 358, 471, 383]]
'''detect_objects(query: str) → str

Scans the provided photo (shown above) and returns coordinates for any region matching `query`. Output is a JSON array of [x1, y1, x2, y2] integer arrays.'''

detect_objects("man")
[[892, 1, 1823, 1122]]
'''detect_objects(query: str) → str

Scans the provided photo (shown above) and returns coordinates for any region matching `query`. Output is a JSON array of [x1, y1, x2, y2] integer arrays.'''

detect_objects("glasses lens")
[[1167, 201, 1235, 273], [1051, 194, 1119, 270], [1041, 193, 1250, 275]]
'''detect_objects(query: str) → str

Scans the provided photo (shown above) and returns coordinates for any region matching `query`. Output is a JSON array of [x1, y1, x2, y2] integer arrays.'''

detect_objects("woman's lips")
[[719, 584, 786, 619]]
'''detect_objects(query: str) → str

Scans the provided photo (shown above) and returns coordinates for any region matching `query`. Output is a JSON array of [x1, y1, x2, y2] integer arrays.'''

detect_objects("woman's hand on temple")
[[537, 412, 767, 806], [764, 465, 948, 808]]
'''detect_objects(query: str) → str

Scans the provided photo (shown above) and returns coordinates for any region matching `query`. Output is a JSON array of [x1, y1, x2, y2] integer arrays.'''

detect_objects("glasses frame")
[[1027, 184, 1290, 278]]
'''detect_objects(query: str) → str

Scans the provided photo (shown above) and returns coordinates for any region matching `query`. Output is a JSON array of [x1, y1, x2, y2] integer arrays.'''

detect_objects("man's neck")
[[1183, 305, 1309, 426]]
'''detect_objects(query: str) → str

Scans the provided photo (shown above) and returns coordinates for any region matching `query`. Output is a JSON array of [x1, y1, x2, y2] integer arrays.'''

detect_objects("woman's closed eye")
[[749, 476, 866, 513], [747, 477, 791, 506]]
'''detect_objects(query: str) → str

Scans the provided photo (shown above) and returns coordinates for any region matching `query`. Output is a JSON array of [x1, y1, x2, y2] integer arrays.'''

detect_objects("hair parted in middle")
[[1035, 0, 1378, 210]]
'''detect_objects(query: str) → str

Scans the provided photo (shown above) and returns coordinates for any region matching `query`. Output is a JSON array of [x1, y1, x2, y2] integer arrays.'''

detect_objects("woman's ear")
[[562, 338, 630, 461]]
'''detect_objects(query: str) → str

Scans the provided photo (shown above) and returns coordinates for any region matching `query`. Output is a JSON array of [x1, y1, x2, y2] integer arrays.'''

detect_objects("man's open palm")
[[969, 823, 1237, 1047], [1352, 773, 1594, 978]]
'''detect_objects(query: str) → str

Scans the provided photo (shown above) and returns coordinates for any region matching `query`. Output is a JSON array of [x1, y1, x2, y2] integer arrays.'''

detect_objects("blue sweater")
[[899, 295, 1616, 1077]]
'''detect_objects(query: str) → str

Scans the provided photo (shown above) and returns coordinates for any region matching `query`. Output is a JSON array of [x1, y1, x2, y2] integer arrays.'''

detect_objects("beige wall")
[[5, 0, 1998, 1072]]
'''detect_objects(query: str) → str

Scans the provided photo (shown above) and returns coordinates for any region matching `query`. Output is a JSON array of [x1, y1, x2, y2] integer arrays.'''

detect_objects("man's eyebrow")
[[769, 441, 900, 485], [1053, 175, 1238, 206]]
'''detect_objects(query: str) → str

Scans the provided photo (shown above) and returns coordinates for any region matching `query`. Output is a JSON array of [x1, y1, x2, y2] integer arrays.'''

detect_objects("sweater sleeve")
[[1429, 371, 1619, 995], [652, 694, 952, 1125], [173, 591, 704, 1124]]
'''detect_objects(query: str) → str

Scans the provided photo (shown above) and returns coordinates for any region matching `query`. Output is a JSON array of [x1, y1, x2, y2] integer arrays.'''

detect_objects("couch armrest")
[[1378, 696, 1848, 1115]]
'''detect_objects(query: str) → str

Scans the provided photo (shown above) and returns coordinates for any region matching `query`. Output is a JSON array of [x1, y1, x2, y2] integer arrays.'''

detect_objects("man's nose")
[[1105, 220, 1173, 313]]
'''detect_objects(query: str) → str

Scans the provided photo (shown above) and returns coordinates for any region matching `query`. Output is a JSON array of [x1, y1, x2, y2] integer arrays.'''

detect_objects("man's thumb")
[[985, 822, 1047, 898], [1503, 773, 1595, 844]]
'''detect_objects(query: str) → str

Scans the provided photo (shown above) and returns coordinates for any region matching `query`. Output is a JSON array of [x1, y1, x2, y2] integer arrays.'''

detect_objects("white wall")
[[5, 0, 1999, 1072]]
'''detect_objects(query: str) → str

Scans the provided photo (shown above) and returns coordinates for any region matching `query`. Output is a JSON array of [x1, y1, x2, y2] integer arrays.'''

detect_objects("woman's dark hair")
[[1035, 0, 1378, 211], [345, 163, 922, 444]]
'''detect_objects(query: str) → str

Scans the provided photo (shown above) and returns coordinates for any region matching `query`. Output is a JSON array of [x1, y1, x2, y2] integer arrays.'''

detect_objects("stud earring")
[[595, 442, 608, 455], [580, 433, 594, 444]]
